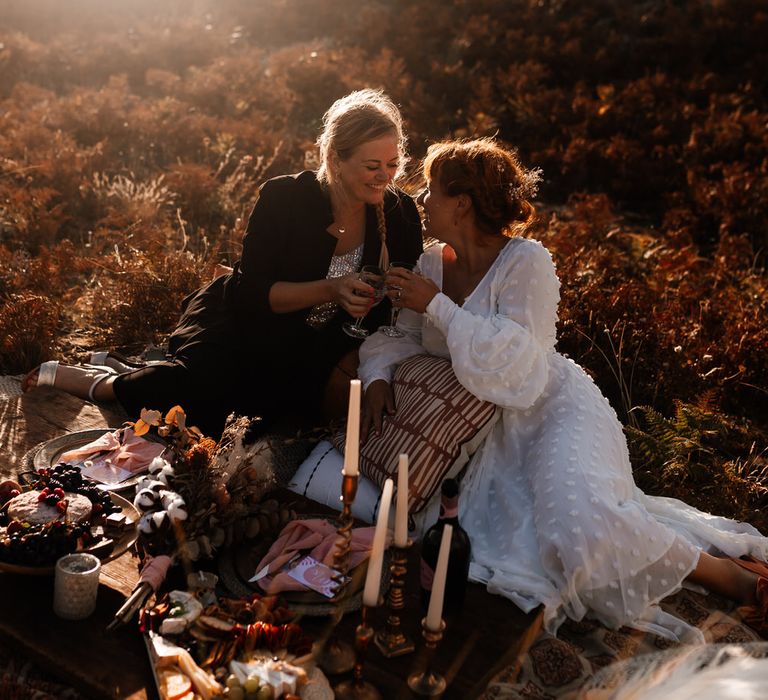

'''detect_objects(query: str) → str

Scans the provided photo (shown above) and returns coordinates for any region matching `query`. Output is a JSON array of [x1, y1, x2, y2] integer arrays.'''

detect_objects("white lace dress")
[[359, 238, 768, 642]]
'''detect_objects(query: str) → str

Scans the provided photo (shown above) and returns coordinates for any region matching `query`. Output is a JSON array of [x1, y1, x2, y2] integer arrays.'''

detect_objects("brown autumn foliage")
[[0, 0, 765, 523]]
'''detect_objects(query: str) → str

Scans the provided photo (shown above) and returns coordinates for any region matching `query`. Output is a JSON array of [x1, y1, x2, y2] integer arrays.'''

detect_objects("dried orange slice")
[[158, 669, 193, 700]]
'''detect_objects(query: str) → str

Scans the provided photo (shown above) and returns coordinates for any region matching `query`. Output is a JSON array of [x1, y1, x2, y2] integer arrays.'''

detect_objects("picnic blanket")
[[479, 589, 760, 699]]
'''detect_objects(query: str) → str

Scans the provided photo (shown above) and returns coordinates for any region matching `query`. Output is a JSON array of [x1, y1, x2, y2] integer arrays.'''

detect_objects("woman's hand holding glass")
[[342, 265, 385, 338], [380, 262, 415, 337], [330, 272, 377, 318], [385, 265, 440, 315]]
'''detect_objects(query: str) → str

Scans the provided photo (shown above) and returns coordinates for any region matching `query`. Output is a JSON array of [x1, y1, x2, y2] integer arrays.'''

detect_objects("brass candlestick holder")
[[331, 472, 358, 598], [317, 472, 358, 675], [333, 605, 382, 700], [374, 539, 415, 657], [407, 618, 447, 696]]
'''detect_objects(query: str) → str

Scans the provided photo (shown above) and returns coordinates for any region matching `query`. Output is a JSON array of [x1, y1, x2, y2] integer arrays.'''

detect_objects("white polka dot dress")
[[359, 239, 768, 642]]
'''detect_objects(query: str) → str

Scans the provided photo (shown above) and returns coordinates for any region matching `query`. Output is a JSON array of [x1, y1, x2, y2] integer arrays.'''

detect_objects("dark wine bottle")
[[419, 478, 471, 615]]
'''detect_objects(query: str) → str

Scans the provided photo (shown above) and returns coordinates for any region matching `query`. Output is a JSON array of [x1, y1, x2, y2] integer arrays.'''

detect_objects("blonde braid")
[[376, 203, 389, 270]]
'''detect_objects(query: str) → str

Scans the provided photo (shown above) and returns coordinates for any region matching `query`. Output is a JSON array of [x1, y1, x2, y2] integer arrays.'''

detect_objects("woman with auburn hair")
[[359, 137, 768, 641], [24, 89, 423, 438]]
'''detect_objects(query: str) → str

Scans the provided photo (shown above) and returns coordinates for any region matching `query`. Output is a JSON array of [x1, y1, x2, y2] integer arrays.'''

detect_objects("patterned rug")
[[0, 375, 22, 400], [478, 589, 760, 698], [0, 640, 83, 700]]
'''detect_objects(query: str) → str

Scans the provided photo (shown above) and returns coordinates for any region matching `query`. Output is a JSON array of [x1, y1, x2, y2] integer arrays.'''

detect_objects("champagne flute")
[[379, 261, 415, 338], [342, 265, 385, 338]]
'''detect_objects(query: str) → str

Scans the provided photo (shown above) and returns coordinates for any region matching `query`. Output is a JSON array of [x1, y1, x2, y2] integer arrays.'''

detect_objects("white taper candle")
[[342, 379, 361, 477], [425, 523, 453, 631], [362, 478, 393, 607], [394, 453, 409, 547]]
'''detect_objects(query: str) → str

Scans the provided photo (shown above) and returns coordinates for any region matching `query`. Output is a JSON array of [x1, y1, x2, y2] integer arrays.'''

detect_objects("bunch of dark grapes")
[[41, 464, 119, 516], [45, 463, 84, 491], [0, 521, 82, 566]]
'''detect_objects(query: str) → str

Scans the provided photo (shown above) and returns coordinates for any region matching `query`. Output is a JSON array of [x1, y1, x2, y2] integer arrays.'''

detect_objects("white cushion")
[[288, 440, 438, 539], [288, 441, 383, 524]]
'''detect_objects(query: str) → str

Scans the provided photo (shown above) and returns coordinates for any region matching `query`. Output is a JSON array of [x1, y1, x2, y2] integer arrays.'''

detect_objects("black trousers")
[[112, 330, 353, 440]]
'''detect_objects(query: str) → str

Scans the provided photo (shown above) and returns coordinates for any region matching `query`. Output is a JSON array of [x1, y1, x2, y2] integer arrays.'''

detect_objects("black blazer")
[[156, 171, 422, 429], [226, 170, 423, 350], [169, 170, 422, 371]]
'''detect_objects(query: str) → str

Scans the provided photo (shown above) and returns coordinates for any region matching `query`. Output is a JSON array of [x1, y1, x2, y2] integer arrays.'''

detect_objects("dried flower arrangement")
[[128, 407, 297, 564]]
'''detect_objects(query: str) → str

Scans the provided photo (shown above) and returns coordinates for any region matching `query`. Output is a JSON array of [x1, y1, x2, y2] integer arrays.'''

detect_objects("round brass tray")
[[0, 492, 139, 576], [31, 428, 167, 493]]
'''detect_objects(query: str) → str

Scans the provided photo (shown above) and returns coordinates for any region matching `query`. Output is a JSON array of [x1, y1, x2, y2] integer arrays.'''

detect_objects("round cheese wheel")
[[7, 490, 92, 525]]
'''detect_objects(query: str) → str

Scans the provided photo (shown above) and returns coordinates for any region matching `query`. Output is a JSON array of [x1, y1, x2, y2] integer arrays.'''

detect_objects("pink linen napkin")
[[139, 555, 173, 591], [254, 519, 380, 594], [60, 427, 166, 473]]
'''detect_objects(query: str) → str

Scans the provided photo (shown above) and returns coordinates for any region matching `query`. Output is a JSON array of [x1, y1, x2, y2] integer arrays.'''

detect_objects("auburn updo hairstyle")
[[316, 88, 408, 187], [423, 137, 540, 237]]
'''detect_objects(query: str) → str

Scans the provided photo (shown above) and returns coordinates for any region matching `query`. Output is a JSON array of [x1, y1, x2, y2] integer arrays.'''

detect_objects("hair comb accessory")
[[507, 166, 543, 201]]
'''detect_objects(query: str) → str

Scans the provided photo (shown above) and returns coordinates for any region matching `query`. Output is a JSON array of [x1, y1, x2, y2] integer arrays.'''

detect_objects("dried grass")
[[0, 0, 765, 527]]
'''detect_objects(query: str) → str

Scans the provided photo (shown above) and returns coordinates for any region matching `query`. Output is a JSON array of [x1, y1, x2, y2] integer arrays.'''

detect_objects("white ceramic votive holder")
[[53, 553, 101, 620]]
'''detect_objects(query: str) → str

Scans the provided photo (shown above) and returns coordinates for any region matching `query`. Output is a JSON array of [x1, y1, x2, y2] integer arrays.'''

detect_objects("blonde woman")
[[25, 89, 423, 437]]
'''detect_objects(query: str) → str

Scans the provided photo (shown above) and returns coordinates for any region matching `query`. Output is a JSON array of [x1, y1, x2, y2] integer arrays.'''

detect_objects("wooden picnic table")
[[0, 382, 536, 699]]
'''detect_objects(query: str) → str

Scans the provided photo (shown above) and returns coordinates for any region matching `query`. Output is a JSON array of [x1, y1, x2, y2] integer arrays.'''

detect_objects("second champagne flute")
[[342, 265, 385, 338], [380, 261, 415, 337]]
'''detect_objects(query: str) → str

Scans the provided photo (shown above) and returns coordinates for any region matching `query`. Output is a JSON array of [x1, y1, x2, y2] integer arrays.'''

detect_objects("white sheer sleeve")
[[424, 239, 560, 409], [357, 307, 425, 390]]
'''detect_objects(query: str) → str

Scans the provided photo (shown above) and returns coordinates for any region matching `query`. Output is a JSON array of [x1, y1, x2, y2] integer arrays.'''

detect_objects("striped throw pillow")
[[333, 354, 499, 513]]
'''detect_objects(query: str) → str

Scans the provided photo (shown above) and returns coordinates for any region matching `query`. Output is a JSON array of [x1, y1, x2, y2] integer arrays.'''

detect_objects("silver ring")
[[395, 289, 402, 302]]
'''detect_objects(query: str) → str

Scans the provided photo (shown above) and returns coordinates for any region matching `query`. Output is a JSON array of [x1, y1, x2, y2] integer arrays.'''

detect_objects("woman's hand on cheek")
[[361, 380, 394, 441]]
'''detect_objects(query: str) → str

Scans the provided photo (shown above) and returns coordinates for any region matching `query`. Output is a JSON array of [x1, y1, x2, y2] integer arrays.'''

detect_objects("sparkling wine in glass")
[[342, 265, 385, 338], [379, 261, 415, 337]]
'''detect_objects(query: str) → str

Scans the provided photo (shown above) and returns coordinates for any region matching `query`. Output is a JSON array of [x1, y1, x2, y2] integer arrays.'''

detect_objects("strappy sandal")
[[730, 555, 768, 637], [89, 350, 146, 374], [29, 360, 115, 401]]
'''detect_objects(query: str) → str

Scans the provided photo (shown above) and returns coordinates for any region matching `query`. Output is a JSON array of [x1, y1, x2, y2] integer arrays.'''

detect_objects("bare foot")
[[21, 367, 40, 392], [22, 364, 117, 401], [688, 551, 763, 605]]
